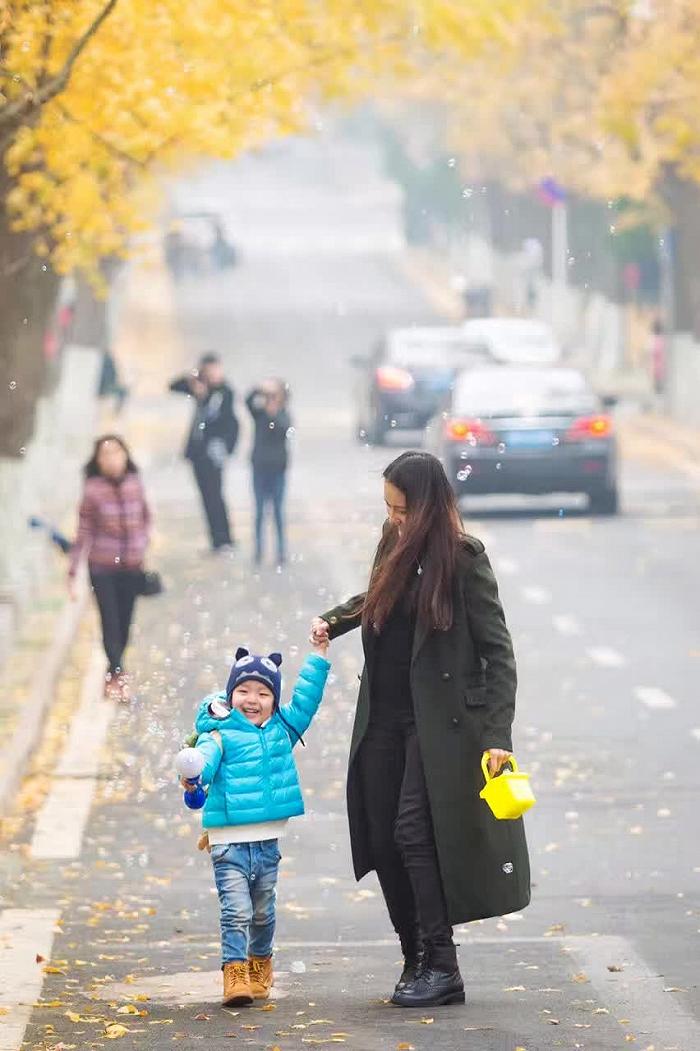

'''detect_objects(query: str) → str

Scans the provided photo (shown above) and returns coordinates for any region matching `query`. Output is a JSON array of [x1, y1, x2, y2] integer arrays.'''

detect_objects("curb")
[[0, 581, 88, 811]]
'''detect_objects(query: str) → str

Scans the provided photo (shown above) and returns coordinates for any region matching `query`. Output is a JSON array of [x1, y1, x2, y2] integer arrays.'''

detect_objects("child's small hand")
[[311, 635, 329, 657], [180, 777, 198, 792]]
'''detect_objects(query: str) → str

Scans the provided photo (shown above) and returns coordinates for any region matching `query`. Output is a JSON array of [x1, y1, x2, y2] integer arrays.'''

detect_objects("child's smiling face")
[[229, 680, 275, 725]]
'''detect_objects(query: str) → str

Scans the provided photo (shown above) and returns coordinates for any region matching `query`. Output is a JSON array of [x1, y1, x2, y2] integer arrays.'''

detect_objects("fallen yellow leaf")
[[43, 966, 67, 975], [397, 1043, 415, 1050], [104, 1023, 130, 1039], [420, 1017, 434, 1024], [65, 1011, 97, 1023]]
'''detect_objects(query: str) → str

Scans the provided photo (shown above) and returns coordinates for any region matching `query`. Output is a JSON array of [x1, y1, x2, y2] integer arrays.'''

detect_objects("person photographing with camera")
[[169, 352, 239, 554]]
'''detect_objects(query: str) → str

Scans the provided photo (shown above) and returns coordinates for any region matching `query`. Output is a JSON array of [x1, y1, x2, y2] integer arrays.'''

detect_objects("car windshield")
[[453, 369, 598, 417], [387, 331, 483, 370]]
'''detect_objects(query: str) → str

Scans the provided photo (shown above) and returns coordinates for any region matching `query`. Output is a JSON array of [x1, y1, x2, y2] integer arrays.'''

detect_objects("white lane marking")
[[31, 780, 99, 860], [520, 585, 551, 605], [0, 908, 60, 1050], [493, 556, 519, 576], [93, 970, 289, 1005], [552, 613, 582, 636], [634, 686, 677, 710], [566, 934, 700, 1049], [587, 646, 627, 668], [31, 647, 114, 860], [56, 649, 112, 777]]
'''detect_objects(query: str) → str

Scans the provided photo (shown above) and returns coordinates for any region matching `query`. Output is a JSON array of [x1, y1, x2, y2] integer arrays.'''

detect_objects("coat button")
[[330, 616, 338, 625], [441, 672, 451, 682]]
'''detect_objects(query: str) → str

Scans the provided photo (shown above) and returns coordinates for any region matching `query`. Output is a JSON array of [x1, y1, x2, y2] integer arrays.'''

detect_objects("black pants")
[[192, 455, 232, 549], [90, 569, 141, 676], [357, 720, 457, 971]]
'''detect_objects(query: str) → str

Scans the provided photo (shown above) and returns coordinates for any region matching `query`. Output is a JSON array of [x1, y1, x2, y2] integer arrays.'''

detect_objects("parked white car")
[[461, 318, 562, 365]]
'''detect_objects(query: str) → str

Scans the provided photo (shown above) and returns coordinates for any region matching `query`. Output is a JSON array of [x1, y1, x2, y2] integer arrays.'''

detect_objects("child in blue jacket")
[[181, 640, 330, 1007]]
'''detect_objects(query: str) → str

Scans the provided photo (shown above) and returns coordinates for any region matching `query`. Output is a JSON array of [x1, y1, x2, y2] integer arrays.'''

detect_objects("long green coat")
[[320, 535, 531, 926]]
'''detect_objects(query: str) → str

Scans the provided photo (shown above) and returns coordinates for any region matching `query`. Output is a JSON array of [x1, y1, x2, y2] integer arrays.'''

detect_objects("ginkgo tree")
[[402, 0, 700, 337], [0, 0, 533, 454]]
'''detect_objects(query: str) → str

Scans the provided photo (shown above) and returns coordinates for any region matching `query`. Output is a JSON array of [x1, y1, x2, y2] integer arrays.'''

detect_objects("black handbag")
[[138, 570, 164, 597]]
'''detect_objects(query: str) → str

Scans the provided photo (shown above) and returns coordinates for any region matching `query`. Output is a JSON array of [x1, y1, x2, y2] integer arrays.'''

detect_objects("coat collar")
[[412, 616, 431, 665]]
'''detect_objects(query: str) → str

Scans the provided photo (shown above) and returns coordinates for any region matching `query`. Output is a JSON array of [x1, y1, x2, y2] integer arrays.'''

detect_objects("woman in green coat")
[[311, 451, 530, 1008]]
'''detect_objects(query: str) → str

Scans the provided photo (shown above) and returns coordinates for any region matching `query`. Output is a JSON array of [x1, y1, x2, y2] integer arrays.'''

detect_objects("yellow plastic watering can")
[[479, 752, 535, 820]]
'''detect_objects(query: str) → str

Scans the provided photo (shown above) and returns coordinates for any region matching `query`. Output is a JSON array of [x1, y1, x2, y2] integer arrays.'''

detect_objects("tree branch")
[[0, 0, 119, 131], [56, 102, 146, 167]]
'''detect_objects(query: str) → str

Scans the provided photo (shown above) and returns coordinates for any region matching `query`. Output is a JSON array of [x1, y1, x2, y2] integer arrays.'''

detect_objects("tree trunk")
[[661, 172, 700, 339], [0, 165, 59, 457]]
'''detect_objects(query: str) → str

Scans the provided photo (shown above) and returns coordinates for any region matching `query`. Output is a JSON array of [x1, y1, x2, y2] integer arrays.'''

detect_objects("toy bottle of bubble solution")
[[175, 748, 206, 810]]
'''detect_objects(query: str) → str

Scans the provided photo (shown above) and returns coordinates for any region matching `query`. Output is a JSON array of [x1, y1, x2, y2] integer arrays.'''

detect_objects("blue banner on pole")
[[536, 177, 567, 207]]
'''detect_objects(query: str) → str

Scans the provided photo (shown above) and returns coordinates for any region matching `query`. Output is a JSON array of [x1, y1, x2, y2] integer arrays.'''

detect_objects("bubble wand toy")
[[175, 748, 206, 810]]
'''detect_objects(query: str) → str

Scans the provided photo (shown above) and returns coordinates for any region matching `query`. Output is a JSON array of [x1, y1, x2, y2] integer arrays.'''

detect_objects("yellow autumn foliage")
[[0, 0, 533, 275], [404, 0, 700, 214]]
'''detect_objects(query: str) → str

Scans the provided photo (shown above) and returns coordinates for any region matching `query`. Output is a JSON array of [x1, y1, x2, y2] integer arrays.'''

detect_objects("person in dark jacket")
[[246, 379, 291, 567], [69, 435, 151, 700], [169, 353, 239, 553], [310, 451, 530, 1009]]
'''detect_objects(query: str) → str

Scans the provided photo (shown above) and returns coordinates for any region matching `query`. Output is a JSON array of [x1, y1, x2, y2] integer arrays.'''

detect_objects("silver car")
[[426, 366, 618, 514]]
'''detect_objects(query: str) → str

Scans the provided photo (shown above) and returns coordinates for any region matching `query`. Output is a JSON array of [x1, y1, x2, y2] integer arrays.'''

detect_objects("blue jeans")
[[253, 469, 286, 563], [211, 840, 281, 964]]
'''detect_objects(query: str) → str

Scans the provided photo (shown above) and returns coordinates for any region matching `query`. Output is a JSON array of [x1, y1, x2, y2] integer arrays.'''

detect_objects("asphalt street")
[[1, 136, 699, 1051]]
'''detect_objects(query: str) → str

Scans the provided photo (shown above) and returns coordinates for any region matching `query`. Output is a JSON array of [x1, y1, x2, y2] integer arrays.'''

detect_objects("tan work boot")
[[249, 955, 274, 999], [222, 961, 253, 1006]]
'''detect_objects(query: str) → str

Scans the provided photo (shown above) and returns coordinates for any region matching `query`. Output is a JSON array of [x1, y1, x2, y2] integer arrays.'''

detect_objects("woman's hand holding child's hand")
[[309, 617, 330, 649], [310, 632, 329, 657]]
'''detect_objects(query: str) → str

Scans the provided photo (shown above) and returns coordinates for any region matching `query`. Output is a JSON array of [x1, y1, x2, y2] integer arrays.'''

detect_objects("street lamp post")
[[537, 177, 568, 332]]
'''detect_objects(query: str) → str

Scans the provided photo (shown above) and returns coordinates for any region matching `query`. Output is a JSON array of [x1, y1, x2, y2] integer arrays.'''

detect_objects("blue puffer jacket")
[[193, 653, 330, 829]]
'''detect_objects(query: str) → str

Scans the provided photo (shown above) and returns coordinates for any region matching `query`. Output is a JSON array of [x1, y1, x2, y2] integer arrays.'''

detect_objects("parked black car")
[[425, 366, 619, 514], [351, 327, 484, 445]]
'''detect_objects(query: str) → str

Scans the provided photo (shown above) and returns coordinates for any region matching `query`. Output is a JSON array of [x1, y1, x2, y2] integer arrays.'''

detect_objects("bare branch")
[[0, 0, 119, 131]]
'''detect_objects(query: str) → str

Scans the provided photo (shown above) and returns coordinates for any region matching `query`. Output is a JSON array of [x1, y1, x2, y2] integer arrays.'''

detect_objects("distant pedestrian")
[[179, 637, 331, 1006], [649, 317, 667, 399], [169, 353, 239, 553], [246, 379, 291, 567], [310, 451, 530, 1008], [69, 435, 151, 700]]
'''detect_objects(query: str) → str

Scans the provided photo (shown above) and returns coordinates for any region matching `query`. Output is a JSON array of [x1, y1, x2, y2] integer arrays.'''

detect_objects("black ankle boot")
[[394, 945, 425, 994], [391, 953, 464, 1008]]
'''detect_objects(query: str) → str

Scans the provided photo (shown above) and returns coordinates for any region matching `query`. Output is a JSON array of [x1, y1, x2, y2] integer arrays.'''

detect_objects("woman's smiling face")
[[384, 480, 408, 530], [229, 680, 275, 725]]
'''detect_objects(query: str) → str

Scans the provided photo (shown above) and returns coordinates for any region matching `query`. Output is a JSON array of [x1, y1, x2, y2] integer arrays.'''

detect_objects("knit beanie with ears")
[[225, 648, 283, 707]]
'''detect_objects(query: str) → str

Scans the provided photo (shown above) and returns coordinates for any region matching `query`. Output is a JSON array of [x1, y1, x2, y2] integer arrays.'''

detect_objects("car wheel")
[[366, 413, 387, 446], [588, 483, 619, 516]]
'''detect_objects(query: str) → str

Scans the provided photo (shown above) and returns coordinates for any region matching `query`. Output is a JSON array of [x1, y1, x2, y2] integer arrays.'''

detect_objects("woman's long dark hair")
[[84, 434, 139, 478], [362, 451, 465, 633]]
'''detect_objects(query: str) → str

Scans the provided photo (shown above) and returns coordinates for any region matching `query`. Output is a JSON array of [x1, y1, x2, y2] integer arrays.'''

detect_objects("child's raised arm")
[[279, 653, 330, 744]]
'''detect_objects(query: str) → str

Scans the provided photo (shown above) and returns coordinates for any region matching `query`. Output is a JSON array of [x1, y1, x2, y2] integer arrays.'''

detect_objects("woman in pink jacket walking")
[[69, 435, 151, 700]]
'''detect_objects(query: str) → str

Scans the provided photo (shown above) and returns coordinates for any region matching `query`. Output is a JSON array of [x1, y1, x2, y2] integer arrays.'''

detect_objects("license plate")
[[505, 429, 556, 448]]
